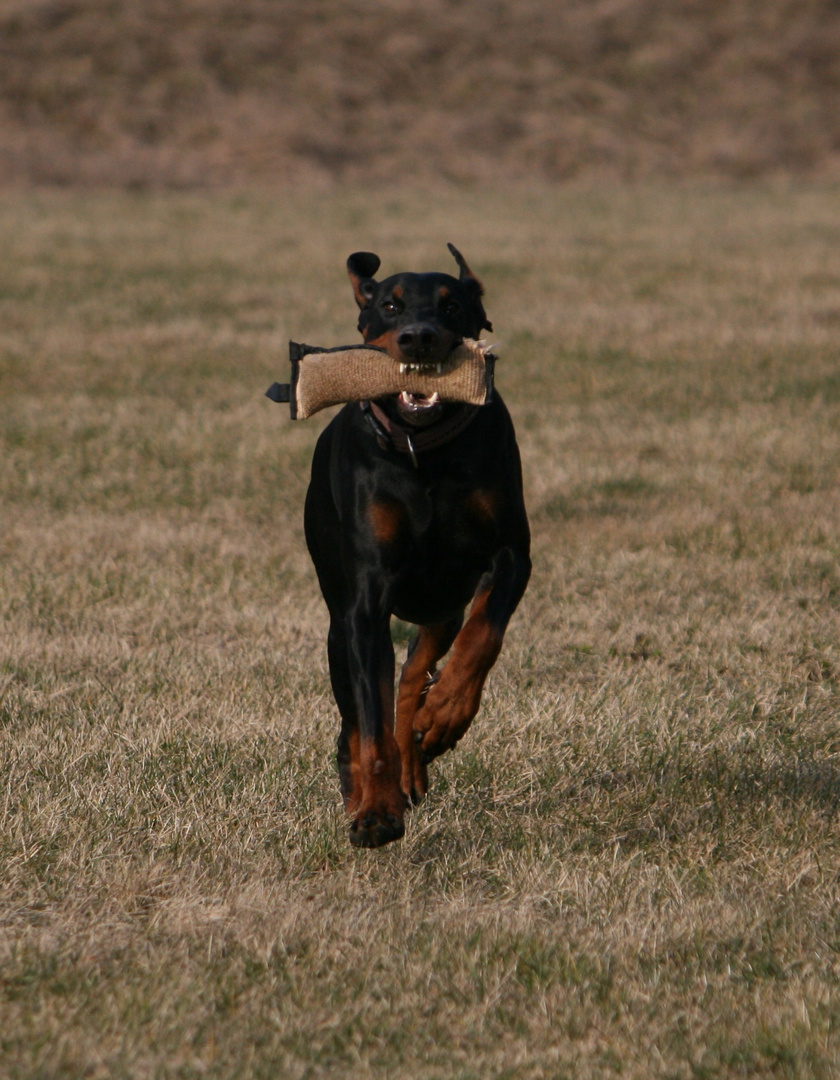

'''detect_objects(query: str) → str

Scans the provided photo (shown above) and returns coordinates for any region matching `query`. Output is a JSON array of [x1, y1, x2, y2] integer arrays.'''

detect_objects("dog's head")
[[346, 244, 492, 423], [347, 244, 492, 364]]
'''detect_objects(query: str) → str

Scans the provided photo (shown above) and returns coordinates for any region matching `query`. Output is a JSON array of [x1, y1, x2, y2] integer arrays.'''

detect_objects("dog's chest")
[[389, 473, 500, 563]]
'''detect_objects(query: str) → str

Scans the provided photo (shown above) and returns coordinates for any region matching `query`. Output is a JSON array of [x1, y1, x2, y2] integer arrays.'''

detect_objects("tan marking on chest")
[[466, 489, 498, 521], [368, 500, 403, 545]]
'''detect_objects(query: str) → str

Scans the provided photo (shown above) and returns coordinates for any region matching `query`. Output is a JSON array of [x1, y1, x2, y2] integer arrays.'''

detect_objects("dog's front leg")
[[333, 595, 406, 848], [412, 546, 531, 763]]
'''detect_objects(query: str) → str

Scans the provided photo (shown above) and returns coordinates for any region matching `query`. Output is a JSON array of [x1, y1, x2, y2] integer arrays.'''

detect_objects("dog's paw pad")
[[349, 812, 405, 849]]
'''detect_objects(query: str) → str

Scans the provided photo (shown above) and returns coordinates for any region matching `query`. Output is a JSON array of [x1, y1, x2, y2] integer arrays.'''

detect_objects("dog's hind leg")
[[395, 616, 463, 803]]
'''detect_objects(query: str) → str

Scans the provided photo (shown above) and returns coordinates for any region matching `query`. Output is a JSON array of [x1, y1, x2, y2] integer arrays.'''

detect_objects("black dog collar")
[[360, 400, 481, 468]]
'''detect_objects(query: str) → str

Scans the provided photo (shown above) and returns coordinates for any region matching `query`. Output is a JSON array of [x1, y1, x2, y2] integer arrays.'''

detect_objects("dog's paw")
[[413, 671, 483, 763], [349, 810, 405, 848], [413, 704, 466, 764]]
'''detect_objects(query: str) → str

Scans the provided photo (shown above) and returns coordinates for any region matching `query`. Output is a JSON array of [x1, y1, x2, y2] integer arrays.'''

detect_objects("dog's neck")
[[360, 400, 480, 466]]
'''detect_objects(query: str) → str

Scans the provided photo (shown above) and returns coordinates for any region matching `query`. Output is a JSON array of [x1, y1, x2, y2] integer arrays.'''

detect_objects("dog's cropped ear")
[[447, 243, 484, 294], [347, 252, 381, 309], [447, 243, 493, 333]]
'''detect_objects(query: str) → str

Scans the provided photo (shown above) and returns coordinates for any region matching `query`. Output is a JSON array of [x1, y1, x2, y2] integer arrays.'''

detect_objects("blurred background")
[[2, 0, 840, 190]]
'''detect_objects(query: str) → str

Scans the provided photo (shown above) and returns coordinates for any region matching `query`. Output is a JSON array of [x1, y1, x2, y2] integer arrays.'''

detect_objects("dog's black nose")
[[397, 323, 440, 358]]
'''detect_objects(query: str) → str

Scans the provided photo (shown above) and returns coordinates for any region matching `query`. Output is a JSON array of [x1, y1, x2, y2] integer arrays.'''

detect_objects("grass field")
[[2, 183, 840, 1078]]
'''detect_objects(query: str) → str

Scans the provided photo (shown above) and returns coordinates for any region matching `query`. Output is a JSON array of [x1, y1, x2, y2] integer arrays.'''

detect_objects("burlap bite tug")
[[266, 338, 496, 419]]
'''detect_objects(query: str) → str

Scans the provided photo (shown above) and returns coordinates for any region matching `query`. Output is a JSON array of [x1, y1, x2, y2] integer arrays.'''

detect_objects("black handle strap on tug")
[[265, 381, 290, 403]]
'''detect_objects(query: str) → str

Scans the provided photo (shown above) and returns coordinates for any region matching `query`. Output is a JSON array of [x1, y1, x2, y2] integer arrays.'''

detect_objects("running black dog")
[[304, 245, 531, 847]]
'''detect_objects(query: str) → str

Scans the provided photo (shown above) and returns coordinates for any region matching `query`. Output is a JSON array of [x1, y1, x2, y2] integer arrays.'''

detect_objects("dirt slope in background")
[[1, 0, 839, 187]]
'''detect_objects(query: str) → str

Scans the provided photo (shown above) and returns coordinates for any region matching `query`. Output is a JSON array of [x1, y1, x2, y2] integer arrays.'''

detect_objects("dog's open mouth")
[[393, 357, 449, 422], [397, 389, 443, 423]]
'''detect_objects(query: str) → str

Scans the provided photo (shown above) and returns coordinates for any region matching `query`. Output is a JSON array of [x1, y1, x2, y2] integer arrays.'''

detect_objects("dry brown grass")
[[2, 183, 840, 1077], [2, 0, 840, 187]]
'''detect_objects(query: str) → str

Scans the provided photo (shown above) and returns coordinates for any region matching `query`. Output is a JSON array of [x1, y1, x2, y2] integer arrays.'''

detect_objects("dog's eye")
[[444, 301, 461, 316], [382, 300, 399, 314]]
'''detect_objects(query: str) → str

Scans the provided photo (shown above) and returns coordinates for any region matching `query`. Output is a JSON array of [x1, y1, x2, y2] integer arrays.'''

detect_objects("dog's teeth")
[[429, 392, 440, 404], [436, 363, 442, 374], [399, 363, 407, 374]]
